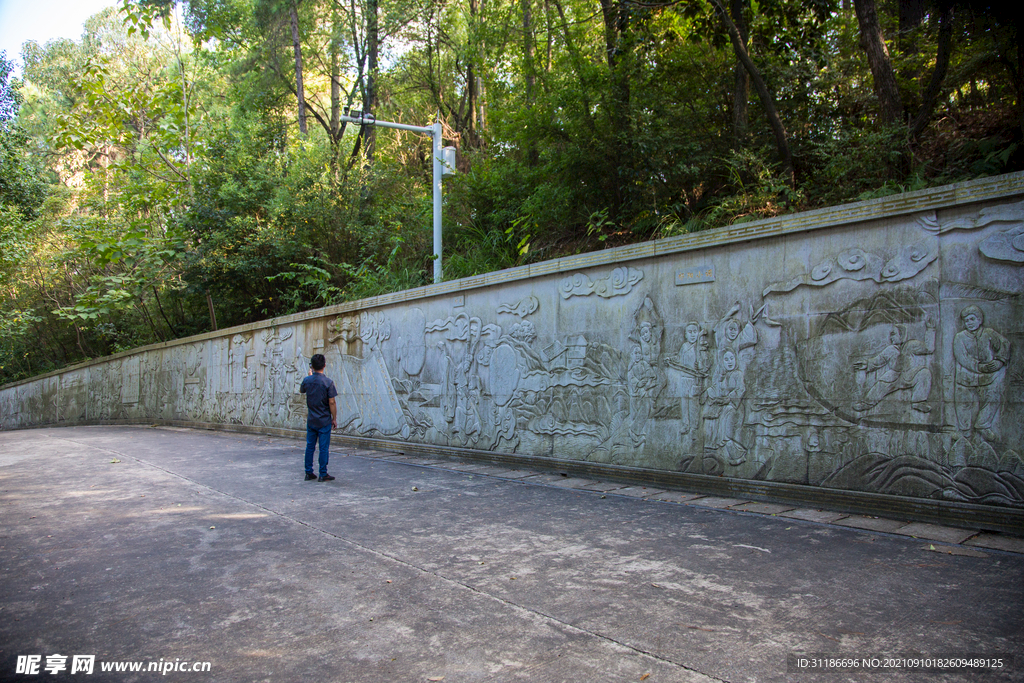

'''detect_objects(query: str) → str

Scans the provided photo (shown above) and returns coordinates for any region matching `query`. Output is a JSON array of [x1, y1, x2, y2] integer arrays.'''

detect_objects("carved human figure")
[[724, 320, 741, 346], [453, 362, 482, 444], [630, 297, 663, 367], [676, 322, 709, 443], [628, 345, 659, 438], [439, 344, 481, 444], [638, 321, 660, 364], [852, 323, 933, 414], [703, 349, 747, 465], [229, 335, 248, 393], [953, 306, 1011, 441], [714, 307, 757, 370], [439, 343, 461, 425]]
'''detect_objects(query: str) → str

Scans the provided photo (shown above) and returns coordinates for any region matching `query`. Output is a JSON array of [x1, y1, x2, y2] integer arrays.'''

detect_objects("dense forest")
[[0, 0, 1020, 384]]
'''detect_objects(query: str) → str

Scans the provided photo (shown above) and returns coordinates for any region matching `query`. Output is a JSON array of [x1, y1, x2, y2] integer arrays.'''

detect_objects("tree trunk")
[[544, 0, 553, 71], [362, 0, 379, 161], [599, 0, 626, 71], [152, 285, 178, 338], [330, 7, 341, 139], [551, 0, 590, 116], [138, 300, 165, 343], [599, 0, 631, 213], [523, 0, 536, 106], [552, 0, 593, 129], [899, 0, 926, 34], [908, 1, 953, 141], [475, 0, 488, 137], [598, 0, 631, 127], [206, 290, 217, 331], [711, 0, 794, 185], [466, 0, 479, 144], [1013, 9, 1024, 138], [730, 0, 749, 145], [329, 12, 342, 174], [478, 75, 487, 132], [290, 1, 307, 135], [853, 0, 904, 126]]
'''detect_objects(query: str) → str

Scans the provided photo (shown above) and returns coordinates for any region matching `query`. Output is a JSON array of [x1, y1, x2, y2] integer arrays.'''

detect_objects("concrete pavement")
[[1, 426, 1021, 682]]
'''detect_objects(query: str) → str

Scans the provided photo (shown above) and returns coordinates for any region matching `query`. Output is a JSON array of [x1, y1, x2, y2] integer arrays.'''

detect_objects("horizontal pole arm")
[[338, 115, 433, 135]]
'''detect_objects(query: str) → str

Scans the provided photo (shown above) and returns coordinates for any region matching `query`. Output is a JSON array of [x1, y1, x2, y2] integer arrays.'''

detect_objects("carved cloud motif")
[[917, 202, 1024, 235], [327, 316, 359, 344], [559, 266, 643, 299], [359, 311, 391, 352], [980, 226, 1024, 264], [763, 243, 937, 297], [917, 203, 1024, 264], [497, 295, 540, 317], [426, 312, 477, 341]]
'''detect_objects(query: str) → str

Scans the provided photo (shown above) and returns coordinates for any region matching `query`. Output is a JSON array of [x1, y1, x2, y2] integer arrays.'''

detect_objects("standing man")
[[300, 354, 338, 481], [953, 306, 1010, 442]]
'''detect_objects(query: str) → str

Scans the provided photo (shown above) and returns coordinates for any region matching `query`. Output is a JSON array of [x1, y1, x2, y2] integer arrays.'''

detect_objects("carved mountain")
[[818, 284, 939, 336]]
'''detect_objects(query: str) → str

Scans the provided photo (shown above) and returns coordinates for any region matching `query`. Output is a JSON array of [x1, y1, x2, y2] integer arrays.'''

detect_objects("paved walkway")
[[1, 426, 1021, 682], [368, 451, 1024, 556]]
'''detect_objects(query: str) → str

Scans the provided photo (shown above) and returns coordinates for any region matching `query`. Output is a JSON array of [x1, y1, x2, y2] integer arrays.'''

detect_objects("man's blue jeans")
[[305, 424, 332, 477]]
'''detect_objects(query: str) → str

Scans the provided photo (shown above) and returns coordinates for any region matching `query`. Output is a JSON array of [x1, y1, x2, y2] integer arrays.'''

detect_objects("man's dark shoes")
[[305, 473, 318, 480], [317, 474, 335, 482]]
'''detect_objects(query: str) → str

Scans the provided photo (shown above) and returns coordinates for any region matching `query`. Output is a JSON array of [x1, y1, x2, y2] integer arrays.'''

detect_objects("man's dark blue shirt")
[[300, 372, 338, 429]]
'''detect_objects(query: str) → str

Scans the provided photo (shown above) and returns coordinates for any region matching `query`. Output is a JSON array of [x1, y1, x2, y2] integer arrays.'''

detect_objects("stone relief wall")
[[2, 177, 1023, 512]]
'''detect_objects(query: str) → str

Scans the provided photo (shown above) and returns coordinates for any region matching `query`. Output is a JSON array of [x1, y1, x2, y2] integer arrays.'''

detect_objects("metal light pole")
[[338, 111, 450, 284], [431, 120, 443, 284]]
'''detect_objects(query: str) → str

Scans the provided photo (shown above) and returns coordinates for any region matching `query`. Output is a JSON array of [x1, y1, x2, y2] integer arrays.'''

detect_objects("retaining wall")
[[4, 173, 1024, 533]]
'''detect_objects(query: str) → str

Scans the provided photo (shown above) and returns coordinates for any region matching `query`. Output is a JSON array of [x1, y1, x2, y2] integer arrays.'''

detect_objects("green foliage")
[[0, 52, 22, 123], [0, 54, 47, 221], [0, 307, 47, 381], [0, 125, 47, 221], [267, 262, 344, 312], [338, 233, 427, 300]]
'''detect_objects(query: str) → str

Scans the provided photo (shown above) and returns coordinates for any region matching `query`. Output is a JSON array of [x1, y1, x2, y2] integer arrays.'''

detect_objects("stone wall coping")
[[4, 170, 1023, 391]]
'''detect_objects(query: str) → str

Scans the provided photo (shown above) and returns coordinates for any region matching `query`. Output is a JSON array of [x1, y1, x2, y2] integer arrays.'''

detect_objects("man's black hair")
[[310, 354, 326, 371]]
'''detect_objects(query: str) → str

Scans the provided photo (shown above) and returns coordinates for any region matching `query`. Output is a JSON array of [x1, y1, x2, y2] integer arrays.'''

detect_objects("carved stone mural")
[[2, 175, 1023, 516]]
